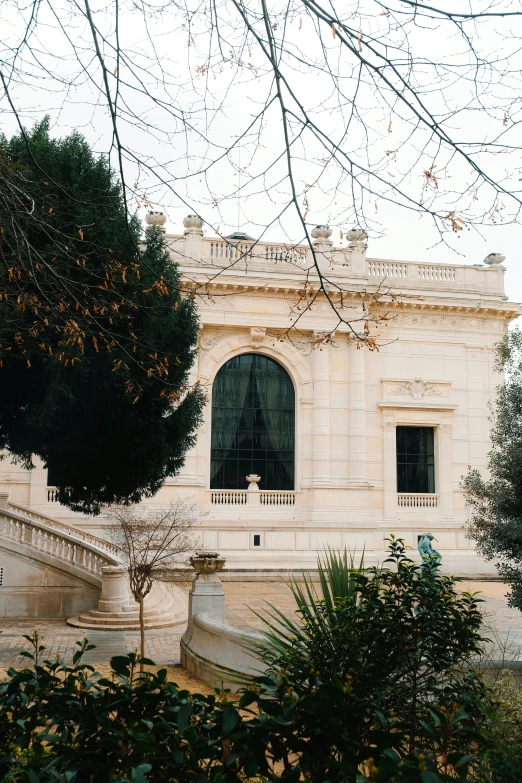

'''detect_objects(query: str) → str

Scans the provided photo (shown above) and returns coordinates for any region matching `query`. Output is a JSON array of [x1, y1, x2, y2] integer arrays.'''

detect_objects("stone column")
[[382, 419, 397, 522], [312, 334, 331, 486], [98, 565, 131, 613], [348, 339, 367, 484]]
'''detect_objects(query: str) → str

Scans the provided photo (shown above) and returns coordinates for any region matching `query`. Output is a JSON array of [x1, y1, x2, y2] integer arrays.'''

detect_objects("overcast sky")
[[1, 0, 521, 312]]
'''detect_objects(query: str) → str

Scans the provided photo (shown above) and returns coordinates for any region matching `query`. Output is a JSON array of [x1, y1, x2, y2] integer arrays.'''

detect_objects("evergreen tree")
[[463, 327, 522, 609], [0, 120, 204, 514]]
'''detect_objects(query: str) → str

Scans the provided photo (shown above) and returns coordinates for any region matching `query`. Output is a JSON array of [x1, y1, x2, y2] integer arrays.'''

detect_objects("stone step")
[[67, 614, 186, 631], [67, 584, 188, 631]]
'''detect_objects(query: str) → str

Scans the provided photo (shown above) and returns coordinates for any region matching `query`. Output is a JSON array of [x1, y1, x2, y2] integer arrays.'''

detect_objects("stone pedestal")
[[186, 552, 226, 624], [98, 565, 131, 613]]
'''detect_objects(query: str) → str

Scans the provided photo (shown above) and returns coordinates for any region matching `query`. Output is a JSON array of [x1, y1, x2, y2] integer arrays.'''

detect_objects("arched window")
[[211, 354, 295, 490]]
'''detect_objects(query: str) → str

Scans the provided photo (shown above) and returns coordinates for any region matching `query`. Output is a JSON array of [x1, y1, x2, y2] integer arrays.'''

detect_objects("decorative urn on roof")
[[311, 225, 332, 242], [145, 210, 167, 233], [246, 474, 261, 491], [183, 214, 204, 235], [347, 227, 368, 244], [483, 252, 506, 266]]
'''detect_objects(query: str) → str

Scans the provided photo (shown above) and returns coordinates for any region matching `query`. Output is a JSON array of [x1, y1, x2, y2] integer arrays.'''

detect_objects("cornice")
[[187, 280, 518, 324]]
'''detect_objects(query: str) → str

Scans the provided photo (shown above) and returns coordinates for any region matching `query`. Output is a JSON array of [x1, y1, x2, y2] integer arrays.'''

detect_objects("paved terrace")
[[0, 581, 520, 669]]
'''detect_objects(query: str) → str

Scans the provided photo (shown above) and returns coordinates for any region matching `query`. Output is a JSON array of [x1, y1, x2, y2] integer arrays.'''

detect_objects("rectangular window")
[[396, 426, 435, 493]]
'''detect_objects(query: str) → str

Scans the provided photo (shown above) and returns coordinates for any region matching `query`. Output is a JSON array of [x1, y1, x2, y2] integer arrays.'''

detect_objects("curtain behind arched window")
[[210, 354, 295, 490]]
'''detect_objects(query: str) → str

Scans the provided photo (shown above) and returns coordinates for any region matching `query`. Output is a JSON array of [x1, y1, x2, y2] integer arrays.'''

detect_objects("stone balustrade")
[[0, 507, 121, 586], [397, 493, 439, 509], [208, 490, 297, 507], [165, 230, 506, 299], [9, 500, 122, 559]]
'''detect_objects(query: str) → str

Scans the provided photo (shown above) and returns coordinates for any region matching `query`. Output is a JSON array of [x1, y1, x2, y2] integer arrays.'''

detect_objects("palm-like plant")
[[251, 547, 367, 667]]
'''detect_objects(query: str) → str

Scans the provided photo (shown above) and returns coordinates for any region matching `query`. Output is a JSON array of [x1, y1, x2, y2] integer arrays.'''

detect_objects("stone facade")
[[0, 220, 519, 577]]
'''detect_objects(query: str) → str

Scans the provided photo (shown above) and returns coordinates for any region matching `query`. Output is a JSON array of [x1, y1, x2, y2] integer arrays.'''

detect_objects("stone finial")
[[347, 227, 368, 244], [183, 214, 204, 235], [246, 474, 261, 491], [483, 252, 505, 266], [311, 225, 332, 240], [311, 225, 333, 247], [145, 210, 167, 233]]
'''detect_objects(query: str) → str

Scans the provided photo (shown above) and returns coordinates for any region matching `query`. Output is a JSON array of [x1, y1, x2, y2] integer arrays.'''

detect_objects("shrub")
[[255, 537, 493, 780], [0, 539, 505, 782]]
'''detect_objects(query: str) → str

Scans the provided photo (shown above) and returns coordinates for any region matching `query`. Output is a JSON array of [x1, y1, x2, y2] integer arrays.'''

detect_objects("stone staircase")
[[2, 499, 188, 630], [68, 580, 187, 631]]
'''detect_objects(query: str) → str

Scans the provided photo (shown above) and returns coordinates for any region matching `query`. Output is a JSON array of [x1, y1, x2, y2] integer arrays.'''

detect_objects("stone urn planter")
[[190, 552, 226, 575], [246, 474, 261, 491]]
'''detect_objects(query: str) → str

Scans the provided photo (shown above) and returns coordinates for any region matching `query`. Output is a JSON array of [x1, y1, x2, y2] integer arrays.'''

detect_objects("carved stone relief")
[[197, 294, 234, 311], [378, 311, 505, 334], [389, 378, 446, 400], [250, 327, 266, 349]]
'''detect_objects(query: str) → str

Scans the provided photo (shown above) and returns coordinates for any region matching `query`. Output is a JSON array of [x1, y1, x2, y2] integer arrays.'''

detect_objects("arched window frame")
[[210, 352, 296, 491]]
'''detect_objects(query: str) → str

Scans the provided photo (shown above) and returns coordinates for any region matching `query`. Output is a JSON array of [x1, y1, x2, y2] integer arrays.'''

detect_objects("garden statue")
[[418, 533, 441, 571]]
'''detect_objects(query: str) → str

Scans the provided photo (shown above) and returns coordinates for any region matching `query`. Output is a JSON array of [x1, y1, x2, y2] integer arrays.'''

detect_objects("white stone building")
[[1, 215, 519, 585]]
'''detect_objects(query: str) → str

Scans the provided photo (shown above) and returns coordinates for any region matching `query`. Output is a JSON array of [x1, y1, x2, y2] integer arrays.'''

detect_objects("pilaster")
[[311, 334, 331, 486], [348, 339, 369, 486], [382, 418, 397, 521]]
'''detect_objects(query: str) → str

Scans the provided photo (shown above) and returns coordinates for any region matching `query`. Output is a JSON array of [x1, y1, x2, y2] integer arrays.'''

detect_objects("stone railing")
[[0, 507, 120, 584], [260, 491, 296, 506], [166, 228, 506, 298], [210, 490, 248, 505], [208, 490, 297, 506], [397, 494, 439, 509], [8, 501, 123, 560], [368, 261, 408, 279]]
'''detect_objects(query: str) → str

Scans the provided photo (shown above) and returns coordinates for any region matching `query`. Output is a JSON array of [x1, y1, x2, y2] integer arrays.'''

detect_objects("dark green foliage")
[[0, 120, 204, 513], [462, 327, 522, 609], [0, 631, 493, 783], [254, 538, 492, 779], [0, 543, 507, 782]]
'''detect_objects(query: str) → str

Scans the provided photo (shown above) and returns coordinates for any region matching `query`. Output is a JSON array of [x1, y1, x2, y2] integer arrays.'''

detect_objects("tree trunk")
[[139, 595, 145, 673]]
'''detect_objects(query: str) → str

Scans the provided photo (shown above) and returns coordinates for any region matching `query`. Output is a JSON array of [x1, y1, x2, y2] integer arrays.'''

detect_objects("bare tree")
[[107, 500, 199, 669], [1, 0, 521, 348]]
